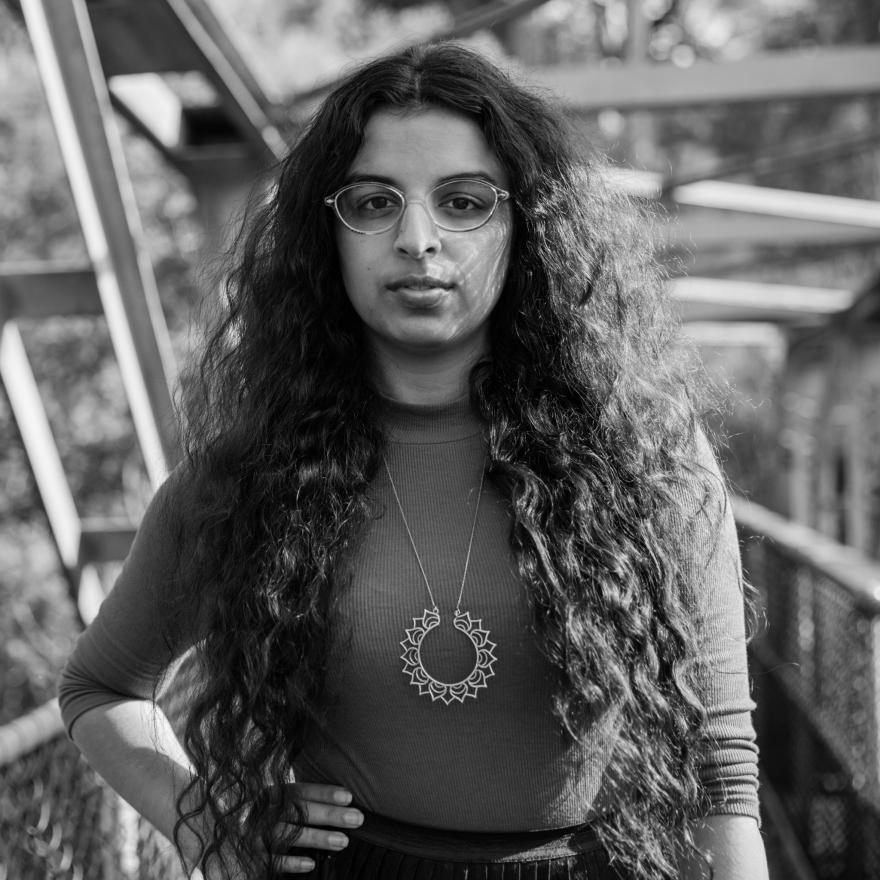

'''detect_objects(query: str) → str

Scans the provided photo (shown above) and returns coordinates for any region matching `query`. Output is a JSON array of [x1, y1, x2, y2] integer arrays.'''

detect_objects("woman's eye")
[[361, 196, 393, 211], [442, 195, 480, 211]]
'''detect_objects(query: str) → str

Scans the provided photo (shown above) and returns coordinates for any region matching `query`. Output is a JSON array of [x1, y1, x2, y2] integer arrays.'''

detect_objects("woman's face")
[[333, 107, 512, 362]]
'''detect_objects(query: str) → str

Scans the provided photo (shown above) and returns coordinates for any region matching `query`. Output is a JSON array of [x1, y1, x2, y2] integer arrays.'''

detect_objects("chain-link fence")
[[6, 498, 880, 878], [738, 497, 880, 880], [0, 705, 187, 879]]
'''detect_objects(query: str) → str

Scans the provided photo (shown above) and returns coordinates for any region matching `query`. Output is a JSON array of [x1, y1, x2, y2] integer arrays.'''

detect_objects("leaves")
[[0, 0, 878, 721]]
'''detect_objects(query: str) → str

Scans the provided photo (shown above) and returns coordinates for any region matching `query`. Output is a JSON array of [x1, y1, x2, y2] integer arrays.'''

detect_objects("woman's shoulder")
[[148, 458, 202, 519], [659, 422, 733, 553], [127, 459, 206, 564]]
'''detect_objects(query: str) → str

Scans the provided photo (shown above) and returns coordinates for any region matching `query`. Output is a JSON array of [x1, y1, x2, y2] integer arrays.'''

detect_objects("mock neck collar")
[[379, 393, 484, 443]]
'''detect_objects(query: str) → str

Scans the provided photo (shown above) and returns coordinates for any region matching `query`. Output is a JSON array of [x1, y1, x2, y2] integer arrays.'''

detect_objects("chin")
[[383, 319, 455, 347], [395, 333, 455, 352]]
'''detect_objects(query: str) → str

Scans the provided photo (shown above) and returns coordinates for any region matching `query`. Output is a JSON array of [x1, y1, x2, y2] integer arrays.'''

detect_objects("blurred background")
[[0, 1, 879, 877]]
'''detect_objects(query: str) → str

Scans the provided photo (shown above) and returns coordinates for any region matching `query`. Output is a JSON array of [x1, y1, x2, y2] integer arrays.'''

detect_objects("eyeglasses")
[[324, 178, 510, 235]]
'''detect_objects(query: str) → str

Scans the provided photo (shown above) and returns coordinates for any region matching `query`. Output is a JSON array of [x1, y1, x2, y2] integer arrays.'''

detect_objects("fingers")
[[265, 783, 364, 872], [285, 783, 354, 807], [283, 784, 364, 830], [273, 822, 351, 852], [302, 801, 365, 830], [267, 787, 364, 874], [268, 822, 351, 874], [272, 853, 318, 874]]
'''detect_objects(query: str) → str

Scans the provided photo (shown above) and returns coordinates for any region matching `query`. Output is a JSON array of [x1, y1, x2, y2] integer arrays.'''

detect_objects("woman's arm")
[[72, 700, 361, 877], [70, 700, 207, 872], [680, 815, 769, 880], [60, 471, 361, 876], [672, 433, 768, 877]]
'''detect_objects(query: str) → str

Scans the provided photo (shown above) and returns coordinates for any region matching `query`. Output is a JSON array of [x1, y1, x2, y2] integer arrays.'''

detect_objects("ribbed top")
[[379, 393, 483, 443], [57, 397, 761, 835]]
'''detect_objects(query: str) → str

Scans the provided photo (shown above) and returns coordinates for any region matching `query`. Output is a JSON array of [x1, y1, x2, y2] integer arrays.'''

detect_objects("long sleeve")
[[671, 431, 760, 822], [57, 468, 201, 738]]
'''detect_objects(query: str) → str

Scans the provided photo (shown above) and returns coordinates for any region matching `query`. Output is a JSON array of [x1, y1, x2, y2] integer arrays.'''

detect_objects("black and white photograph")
[[1, 2, 878, 878]]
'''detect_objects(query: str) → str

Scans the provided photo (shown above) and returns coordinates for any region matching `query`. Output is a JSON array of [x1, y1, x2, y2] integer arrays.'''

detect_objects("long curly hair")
[[168, 42, 733, 879]]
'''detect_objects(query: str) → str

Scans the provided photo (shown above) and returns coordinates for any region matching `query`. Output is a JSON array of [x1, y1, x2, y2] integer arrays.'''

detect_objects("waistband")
[[351, 811, 606, 863]]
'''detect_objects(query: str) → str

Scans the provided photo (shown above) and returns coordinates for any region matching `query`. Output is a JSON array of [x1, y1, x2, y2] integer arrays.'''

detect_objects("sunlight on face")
[[334, 107, 512, 364]]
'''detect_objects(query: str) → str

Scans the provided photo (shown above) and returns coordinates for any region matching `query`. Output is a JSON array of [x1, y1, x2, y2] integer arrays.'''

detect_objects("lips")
[[386, 275, 453, 291]]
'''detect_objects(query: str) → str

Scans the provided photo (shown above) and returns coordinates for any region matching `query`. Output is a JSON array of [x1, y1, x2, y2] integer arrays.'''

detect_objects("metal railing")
[[3, 498, 880, 878], [0, 700, 124, 879], [0, 705, 186, 879], [736, 497, 880, 880]]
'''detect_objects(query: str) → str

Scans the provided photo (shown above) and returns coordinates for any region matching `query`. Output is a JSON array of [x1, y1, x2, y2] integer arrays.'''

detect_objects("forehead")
[[348, 107, 507, 186]]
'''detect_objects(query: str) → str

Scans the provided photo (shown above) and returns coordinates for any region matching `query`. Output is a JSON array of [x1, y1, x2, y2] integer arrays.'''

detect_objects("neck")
[[369, 337, 487, 406]]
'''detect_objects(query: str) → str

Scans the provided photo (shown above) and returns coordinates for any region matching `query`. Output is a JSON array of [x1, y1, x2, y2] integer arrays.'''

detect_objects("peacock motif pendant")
[[400, 607, 498, 704]]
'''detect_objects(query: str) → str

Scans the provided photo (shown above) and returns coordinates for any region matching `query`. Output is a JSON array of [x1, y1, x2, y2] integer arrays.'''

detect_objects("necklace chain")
[[382, 454, 486, 612]]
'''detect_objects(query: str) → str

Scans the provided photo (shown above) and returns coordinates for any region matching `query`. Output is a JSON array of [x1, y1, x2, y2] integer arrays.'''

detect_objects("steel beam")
[[621, 168, 880, 225], [530, 45, 880, 111], [79, 518, 137, 563], [178, 145, 265, 252], [678, 322, 786, 348], [163, 0, 286, 161], [661, 126, 880, 192], [108, 74, 185, 164], [0, 321, 81, 571], [733, 495, 880, 613], [169, 0, 280, 115], [626, 0, 650, 64], [0, 700, 65, 768], [20, 0, 180, 487], [0, 264, 102, 318], [666, 207, 880, 250], [671, 277, 856, 324], [0, 319, 106, 622], [668, 180, 880, 228], [85, 0, 285, 162], [289, 0, 551, 113], [440, 0, 549, 41]]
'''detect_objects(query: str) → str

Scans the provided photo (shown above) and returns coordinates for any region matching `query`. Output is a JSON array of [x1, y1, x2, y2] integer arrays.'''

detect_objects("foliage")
[[0, 0, 878, 727], [209, 0, 452, 93], [0, 4, 200, 724]]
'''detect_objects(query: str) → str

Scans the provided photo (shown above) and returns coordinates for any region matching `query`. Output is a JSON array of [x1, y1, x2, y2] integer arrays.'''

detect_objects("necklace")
[[383, 455, 497, 705]]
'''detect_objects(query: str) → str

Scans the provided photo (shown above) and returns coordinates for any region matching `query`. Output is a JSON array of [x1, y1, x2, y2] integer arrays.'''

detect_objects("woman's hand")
[[269, 783, 364, 874], [190, 783, 363, 878]]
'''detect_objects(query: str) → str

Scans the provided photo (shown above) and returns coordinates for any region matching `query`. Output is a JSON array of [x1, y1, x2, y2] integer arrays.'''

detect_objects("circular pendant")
[[400, 607, 498, 704]]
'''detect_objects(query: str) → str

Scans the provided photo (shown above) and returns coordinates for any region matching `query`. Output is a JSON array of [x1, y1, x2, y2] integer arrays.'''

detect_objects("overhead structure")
[[0, 0, 282, 621], [2, 5, 874, 880], [1, 0, 877, 609], [283, 3, 878, 327], [670, 278, 857, 324], [18, 0, 179, 486], [529, 44, 880, 112]]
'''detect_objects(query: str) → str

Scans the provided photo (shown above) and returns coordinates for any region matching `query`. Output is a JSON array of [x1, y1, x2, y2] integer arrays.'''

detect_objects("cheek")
[[458, 226, 511, 298], [336, 237, 378, 300], [336, 236, 358, 283]]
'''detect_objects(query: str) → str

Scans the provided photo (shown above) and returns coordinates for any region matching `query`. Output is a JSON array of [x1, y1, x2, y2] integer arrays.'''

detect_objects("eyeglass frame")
[[323, 178, 511, 235]]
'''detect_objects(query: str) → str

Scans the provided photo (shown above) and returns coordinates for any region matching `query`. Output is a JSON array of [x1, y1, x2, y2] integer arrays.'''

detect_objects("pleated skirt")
[[306, 811, 627, 879]]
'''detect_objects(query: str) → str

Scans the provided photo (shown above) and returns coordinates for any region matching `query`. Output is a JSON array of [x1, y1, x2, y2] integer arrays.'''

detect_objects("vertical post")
[[0, 320, 105, 622], [625, 0, 654, 168], [182, 149, 265, 257], [849, 352, 869, 552], [626, 0, 650, 64], [871, 617, 880, 838], [20, 0, 180, 488], [0, 321, 80, 574]]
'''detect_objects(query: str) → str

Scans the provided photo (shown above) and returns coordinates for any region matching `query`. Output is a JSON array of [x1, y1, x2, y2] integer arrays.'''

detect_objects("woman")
[[59, 43, 767, 880]]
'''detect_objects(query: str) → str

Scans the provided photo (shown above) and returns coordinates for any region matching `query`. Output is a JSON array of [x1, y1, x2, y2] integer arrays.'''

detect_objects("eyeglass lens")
[[334, 180, 500, 233]]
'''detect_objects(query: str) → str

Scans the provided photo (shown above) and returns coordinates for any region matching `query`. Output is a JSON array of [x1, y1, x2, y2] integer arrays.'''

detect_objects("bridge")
[[2, 1, 880, 877]]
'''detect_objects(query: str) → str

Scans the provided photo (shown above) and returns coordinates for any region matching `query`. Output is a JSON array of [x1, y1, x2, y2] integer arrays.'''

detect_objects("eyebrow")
[[341, 171, 504, 187]]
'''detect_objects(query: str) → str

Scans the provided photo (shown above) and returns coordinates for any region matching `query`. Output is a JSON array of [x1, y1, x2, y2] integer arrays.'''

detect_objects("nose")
[[393, 201, 441, 259]]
